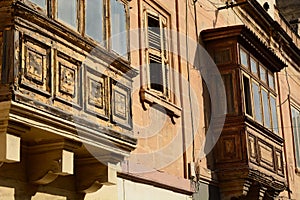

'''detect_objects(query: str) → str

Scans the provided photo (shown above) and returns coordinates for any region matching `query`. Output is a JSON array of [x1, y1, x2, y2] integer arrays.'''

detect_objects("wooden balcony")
[[201, 25, 287, 200], [0, 0, 138, 193]]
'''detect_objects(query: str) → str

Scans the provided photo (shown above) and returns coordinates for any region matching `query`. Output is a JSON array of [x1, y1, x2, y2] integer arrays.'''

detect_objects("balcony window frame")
[[26, 0, 129, 59], [240, 46, 278, 134], [56, 0, 79, 30], [110, 0, 129, 57], [84, 0, 105, 45]]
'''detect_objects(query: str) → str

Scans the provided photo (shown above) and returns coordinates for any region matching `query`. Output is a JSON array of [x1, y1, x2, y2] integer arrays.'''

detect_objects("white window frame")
[[144, 10, 169, 98]]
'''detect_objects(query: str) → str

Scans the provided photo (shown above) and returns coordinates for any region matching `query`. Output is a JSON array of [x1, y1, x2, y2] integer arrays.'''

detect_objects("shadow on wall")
[[193, 182, 220, 200]]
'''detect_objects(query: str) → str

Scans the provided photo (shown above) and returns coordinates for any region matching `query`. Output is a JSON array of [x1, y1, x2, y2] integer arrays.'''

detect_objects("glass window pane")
[[149, 54, 163, 92], [111, 0, 127, 56], [148, 15, 161, 50], [240, 48, 248, 68], [243, 76, 252, 116], [262, 89, 271, 129], [270, 96, 278, 133], [30, 0, 46, 8], [86, 0, 103, 43], [269, 73, 275, 90], [250, 57, 258, 75], [259, 65, 267, 83], [222, 74, 235, 114], [57, 0, 77, 29], [252, 82, 262, 123], [291, 107, 300, 168]]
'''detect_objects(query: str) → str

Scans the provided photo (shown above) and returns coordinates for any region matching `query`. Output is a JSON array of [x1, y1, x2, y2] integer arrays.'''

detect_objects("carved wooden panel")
[[248, 133, 257, 163], [59, 64, 75, 95], [85, 66, 108, 119], [55, 52, 81, 108], [21, 36, 50, 95], [275, 149, 284, 176], [258, 140, 274, 170], [111, 80, 131, 128], [214, 48, 232, 65], [216, 132, 242, 163]]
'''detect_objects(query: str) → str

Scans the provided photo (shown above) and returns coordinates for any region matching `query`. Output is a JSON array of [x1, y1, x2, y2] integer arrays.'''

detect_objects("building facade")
[[0, 0, 300, 200]]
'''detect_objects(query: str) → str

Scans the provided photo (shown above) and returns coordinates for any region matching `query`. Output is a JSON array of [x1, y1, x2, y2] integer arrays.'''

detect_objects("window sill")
[[140, 89, 181, 119]]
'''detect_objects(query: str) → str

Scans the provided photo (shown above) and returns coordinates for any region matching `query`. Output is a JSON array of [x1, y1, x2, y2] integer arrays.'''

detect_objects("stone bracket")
[[0, 133, 21, 163], [258, 186, 267, 200], [76, 157, 118, 193], [26, 139, 81, 185]]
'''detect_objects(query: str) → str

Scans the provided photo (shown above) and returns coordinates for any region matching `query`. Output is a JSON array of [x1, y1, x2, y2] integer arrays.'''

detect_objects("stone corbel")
[[258, 186, 267, 200], [26, 140, 81, 185], [0, 133, 21, 163], [76, 157, 118, 193], [0, 102, 25, 164], [242, 180, 252, 196]]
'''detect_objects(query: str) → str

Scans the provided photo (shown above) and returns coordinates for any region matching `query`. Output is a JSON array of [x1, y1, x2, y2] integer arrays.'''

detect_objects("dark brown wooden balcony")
[[201, 25, 287, 200]]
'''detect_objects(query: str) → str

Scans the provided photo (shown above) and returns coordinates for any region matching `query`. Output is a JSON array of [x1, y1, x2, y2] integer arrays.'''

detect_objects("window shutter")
[[147, 15, 161, 50]]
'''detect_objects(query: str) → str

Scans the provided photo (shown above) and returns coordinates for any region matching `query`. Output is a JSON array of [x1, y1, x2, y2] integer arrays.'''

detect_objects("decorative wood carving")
[[59, 64, 76, 96], [20, 36, 50, 95], [216, 132, 242, 163], [26, 49, 44, 83], [111, 80, 131, 128], [85, 67, 108, 119], [248, 133, 257, 163], [55, 52, 81, 108], [258, 140, 274, 170]]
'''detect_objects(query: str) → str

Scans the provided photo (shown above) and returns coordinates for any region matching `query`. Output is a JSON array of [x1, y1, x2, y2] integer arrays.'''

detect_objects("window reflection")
[[30, 0, 46, 9], [240, 48, 248, 68], [57, 0, 77, 29], [86, 0, 103, 43], [111, 0, 127, 56], [262, 89, 271, 129], [252, 82, 262, 123], [270, 96, 278, 133]]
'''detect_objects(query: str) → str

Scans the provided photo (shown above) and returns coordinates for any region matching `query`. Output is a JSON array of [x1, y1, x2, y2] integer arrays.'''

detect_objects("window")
[[30, 0, 46, 9], [85, 0, 104, 43], [291, 106, 300, 169], [111, 0, 127, 56], [240, 48, 249, 68], [243, 75, 252, 116], [259, 65, 267, 83], [222, 73, 235, 114], [268, 72, 275, 90], [252, 81, 262, 123], [250, 57, 258, 76], [27, 0, 129, 57], [145, 12, 168, 96], [262, 88, 271, 129], [241, 48, 278, 133], [57, 0, 77, 29]]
